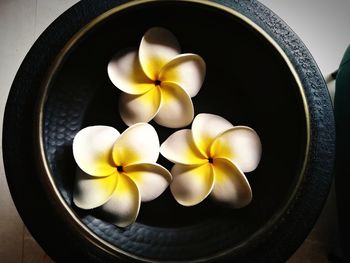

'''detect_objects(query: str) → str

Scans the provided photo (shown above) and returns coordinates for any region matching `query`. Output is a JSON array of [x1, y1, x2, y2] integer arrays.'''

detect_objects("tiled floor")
[[0, 0, 348, 262], [0, 1, 79, 262]]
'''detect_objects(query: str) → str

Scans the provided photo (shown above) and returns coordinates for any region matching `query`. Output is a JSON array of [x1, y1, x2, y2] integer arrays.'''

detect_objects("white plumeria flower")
[[72, 123, 172, 227], [108, 27, 206, 128], [160, 113, 262, 208]]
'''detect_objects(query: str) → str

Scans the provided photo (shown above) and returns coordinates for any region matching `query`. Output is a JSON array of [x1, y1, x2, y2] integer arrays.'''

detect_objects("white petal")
[[73, 126, 119, 176], [124, 163, 172, 202], [211, 126, 262, 173], [170, 163, 214, 206], [154, 82, 194, 128], [73, 169, 118, 209], [211, 158, 252, 208], [113, 123, 159, 166], [159, 53, 206, 97], [100, 173, 140, 227], [119, 86, 161, 126], [108, 49, 154, 95], [192, 113, 234, 157], [139, 27, 180, 80], [160, 129, 207, 165]]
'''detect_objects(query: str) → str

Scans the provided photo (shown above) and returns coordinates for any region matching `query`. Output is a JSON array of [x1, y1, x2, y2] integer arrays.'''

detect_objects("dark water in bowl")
[[43, 1, 307, 260]]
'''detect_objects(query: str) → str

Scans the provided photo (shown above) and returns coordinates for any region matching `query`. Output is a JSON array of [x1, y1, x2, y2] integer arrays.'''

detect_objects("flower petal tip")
[[125, 162, 172, 202], [119, 88, 161, 126], [211, 158, 252, 208], [170, 163, 214, 206], [73, 168, 117, 210], [113, 122, 160, 165], [139, 27, 181, 79], [154, 82, 194, 128], [160, 53, 206, 97], [72, 126, 120, 177], [100, 173, 141, 228], [160, 129, 206, 165], [211, 125, 262, 173], [108, 49, 154, 95]]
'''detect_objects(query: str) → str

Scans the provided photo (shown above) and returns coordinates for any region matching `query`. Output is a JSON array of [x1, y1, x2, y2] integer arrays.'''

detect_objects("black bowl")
[[3, 0, 335, 262]]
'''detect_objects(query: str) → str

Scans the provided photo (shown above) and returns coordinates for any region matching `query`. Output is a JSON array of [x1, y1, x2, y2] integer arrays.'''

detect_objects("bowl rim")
[[35, 0, 311, 261], [4, 0, 335, 262]]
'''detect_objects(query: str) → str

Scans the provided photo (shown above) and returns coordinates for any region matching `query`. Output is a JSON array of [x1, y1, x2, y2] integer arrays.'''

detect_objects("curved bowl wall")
[[3, 1, 335, 262]]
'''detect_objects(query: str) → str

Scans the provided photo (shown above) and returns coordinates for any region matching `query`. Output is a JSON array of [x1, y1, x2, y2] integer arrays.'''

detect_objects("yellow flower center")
[[117, 165, 124, 172], [208, 157, 214, 164]]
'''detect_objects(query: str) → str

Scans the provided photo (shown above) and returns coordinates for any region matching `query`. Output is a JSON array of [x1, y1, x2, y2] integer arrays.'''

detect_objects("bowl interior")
[[42, 1, 308, 261]]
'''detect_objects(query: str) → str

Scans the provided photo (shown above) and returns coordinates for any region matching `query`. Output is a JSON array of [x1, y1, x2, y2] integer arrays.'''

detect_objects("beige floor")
[[0, 0, 348, 262]]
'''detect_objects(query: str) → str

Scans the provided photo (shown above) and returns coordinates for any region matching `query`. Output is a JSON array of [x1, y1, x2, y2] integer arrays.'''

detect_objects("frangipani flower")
[[72, 123, 172, 227], [108, 27, 206, 128], [160, 113, 262, 208]]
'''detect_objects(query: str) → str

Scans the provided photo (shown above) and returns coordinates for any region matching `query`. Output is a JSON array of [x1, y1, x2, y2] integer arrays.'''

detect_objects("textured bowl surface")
[[3, 0, 335, 262]]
